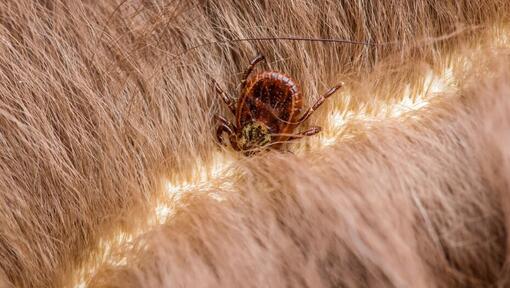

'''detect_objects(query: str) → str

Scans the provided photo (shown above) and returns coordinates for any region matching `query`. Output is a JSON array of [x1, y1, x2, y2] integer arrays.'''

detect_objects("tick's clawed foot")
[[251, 53, 265, 64], [303, 126, 321, 136], [325, 82, 344, 98]]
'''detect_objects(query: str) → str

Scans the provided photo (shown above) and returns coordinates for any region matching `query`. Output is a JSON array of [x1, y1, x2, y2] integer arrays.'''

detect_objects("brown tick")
[[214, 53, 342, 155]]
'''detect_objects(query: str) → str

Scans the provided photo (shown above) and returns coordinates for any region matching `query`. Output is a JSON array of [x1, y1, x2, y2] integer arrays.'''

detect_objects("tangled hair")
[[0, 0, 509, 287]]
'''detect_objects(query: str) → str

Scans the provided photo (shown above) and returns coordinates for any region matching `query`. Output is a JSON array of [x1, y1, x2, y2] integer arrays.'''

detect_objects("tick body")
[[215, 54, 342, 155]]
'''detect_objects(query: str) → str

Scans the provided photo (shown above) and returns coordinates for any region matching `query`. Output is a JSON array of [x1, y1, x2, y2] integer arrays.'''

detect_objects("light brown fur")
[[0, 0, 509, 287]]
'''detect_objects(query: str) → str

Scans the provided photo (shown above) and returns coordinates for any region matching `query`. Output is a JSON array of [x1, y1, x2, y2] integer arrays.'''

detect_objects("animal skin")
[[0, 1, 509, 287]]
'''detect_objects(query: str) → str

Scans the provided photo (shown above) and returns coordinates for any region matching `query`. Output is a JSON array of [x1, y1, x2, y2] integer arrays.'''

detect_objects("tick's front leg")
[[286, 126, 322, 141], [215, 115, 240, 151]]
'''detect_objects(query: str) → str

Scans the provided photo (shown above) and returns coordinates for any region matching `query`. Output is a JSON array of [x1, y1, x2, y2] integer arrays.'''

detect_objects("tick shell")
[[236, 71, 303, 148]]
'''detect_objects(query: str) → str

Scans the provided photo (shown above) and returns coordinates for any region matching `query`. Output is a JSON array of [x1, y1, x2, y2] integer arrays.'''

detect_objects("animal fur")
[[0, 0, 509, 287]]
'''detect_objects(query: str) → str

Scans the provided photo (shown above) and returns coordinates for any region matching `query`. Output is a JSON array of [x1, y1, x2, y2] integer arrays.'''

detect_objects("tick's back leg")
[[213, 79, 237, 115], [296, 82, 343, 125], [240, 53, 265, 91]]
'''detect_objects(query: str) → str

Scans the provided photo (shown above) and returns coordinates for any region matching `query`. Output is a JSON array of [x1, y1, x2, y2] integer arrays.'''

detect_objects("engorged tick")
[[214, 53, 342, 155]]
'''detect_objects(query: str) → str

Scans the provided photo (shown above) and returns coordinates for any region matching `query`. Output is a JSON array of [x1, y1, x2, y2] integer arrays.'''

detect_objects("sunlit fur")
[[0, 1, 509, 287]]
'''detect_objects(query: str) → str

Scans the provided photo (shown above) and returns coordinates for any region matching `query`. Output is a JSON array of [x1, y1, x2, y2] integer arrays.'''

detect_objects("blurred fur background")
[[0, 0, 509, 287]]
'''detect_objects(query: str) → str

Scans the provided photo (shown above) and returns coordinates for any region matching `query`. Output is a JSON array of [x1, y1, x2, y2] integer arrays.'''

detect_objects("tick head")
[[238, 121, 272, 153]]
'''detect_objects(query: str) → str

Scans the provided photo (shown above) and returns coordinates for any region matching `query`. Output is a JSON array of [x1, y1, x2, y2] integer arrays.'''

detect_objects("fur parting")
[[88, 58, 510, 288]]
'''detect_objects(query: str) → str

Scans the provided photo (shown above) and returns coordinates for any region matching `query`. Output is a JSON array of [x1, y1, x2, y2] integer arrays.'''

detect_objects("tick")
[[214, 53, 342, 155]]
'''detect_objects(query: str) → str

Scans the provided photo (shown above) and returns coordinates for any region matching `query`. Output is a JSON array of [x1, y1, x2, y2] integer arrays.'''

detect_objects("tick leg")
[[240, 53, 265, 91], [296, 82, 344, 125], [286, 126, 322, 141], [213, 79, 237, 115], [215, 115, 240, 151]]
